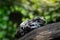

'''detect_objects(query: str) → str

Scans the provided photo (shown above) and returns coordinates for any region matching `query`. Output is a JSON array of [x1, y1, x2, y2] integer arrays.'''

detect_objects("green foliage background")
[[0, 0, 60, 40]]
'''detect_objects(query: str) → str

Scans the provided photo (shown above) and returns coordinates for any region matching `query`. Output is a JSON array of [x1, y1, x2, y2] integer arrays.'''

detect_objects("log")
[[17, 22, 60, 40]]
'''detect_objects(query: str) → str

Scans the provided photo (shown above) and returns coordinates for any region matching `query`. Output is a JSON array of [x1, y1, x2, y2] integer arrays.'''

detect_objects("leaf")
[[0, 31, 6, 38]]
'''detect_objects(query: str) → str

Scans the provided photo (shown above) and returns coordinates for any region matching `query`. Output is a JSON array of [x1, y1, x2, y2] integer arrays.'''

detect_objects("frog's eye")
[[21, 27, 23, 29]]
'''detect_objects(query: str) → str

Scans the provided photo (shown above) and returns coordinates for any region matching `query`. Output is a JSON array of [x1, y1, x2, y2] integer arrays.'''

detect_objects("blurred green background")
[[0, 0, 60, 40]]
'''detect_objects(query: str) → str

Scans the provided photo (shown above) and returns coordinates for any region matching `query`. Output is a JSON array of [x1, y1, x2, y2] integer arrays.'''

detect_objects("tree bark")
[[17, 22, 60, 40]]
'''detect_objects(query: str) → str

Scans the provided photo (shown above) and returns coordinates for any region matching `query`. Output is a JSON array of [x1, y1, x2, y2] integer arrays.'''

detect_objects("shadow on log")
[[17, 22, 60, 40]]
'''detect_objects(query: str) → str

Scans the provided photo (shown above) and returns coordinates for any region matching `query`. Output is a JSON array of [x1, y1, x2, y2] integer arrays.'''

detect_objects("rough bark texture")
[[17, 22, 60, 40]]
